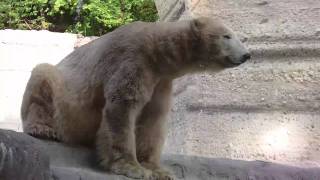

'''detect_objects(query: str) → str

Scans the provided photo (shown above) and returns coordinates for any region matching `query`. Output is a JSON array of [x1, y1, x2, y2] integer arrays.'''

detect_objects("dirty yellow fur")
[[21, 17, 250, 179]]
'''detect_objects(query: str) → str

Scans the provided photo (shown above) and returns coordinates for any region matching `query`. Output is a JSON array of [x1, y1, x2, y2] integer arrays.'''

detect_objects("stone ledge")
[[0, 129, 50, 180], [1, 129, 320, 180]]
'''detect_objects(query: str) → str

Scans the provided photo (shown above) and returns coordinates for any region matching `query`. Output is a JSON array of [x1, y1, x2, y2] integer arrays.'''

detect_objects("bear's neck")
[[144, 21, 204, 79]]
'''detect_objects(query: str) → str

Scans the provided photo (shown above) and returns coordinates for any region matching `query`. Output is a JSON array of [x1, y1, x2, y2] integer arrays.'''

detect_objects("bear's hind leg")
[[21, 63, 61, 140], [24, 103, 58, 140]]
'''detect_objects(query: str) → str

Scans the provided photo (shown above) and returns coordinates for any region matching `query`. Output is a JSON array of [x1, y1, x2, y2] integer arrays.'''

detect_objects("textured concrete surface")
[[155, 0, 320, 167], [155, 0, 320, 37], [2, 129, 320, 180]]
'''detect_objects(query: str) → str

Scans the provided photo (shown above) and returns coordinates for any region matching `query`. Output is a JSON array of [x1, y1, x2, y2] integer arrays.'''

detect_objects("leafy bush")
[[0, 0, 158, 35]]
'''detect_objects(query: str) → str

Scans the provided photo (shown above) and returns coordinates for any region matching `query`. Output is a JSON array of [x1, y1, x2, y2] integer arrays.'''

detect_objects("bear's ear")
[[191, 17, 208, 31]]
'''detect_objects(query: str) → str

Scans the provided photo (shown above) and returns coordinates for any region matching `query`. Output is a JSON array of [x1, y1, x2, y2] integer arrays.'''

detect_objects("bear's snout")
[[240, 53, 251, 63]]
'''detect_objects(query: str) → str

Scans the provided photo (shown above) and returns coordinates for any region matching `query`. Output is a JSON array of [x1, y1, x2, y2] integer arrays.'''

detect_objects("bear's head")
[[191, 17, 250, 70]]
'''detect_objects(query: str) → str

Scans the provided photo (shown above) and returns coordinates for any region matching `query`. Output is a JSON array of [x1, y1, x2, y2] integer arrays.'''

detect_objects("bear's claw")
[[24, 124, 59, 141]]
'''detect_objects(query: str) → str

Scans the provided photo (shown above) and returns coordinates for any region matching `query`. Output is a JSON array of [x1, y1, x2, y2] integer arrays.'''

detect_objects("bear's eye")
[[223, 35, 231, 39]]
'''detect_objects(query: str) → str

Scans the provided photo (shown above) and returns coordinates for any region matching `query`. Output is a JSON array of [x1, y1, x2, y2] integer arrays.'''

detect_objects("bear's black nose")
[[241, 53, 251, 63]]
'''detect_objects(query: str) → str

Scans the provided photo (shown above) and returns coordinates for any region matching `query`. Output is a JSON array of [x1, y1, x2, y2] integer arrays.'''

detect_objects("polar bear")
[[21, 17, 250, 179]]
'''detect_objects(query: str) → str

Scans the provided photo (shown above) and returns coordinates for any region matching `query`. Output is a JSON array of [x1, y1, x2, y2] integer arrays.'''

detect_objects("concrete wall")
[[0, 30, 78, 130], [155, 0, 320, 167]]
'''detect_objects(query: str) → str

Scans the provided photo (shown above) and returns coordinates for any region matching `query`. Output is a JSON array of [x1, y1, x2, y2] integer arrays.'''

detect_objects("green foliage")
[[0, 0, 51, 30], [0, 0, 158, 35]]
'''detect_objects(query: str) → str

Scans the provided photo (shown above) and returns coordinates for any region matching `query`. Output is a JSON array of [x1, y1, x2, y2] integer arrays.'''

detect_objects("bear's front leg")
[[97, 103, 152, 179], [96, 66, 157, 179], [136, 79, 175, 180]]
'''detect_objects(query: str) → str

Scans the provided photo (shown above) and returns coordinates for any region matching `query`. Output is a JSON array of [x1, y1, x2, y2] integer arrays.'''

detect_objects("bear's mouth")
[[220, 56, 242, 68]]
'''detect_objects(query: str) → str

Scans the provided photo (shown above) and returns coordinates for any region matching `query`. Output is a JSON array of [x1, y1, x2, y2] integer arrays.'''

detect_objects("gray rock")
[[2, 129, 320, 179], [0, 129, 50, 180]]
